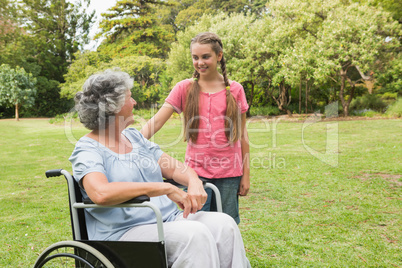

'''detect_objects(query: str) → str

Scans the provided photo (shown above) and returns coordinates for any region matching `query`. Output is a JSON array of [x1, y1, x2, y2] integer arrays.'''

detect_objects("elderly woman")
[[69, 69, 251, 268]]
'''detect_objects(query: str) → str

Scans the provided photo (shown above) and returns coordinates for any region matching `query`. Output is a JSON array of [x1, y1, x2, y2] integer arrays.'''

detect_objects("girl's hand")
[[187, 178, 208, 213], [238, 175, 250, 196]]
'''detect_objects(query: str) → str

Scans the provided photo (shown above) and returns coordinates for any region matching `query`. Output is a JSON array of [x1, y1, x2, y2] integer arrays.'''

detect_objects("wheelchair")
[[34, 169, 222, 268]]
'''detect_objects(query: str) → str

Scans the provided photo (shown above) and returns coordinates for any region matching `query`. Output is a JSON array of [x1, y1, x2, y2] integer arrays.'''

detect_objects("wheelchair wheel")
[[34, 241, 115, 268]]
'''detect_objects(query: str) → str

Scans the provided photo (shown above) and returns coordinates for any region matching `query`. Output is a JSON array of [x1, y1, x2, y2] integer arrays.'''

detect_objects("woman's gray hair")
[[74, 69, 134, 130]]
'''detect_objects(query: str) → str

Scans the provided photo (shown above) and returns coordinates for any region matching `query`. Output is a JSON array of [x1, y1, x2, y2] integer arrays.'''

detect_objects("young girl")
[[141, 32, 250, 224]]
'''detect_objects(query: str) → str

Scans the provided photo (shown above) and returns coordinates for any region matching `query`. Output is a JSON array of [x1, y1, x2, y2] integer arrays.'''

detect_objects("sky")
[[84, 0, 117, 50]]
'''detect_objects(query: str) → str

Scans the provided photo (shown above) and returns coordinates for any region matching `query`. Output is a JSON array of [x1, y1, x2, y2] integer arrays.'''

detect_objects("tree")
[[172, 0, 218, 31], [0, 0, 29, 69], [314, 2, 400, 115], [20, 0, 95, 82], [61, 53, 166, 106], [61, 0, 174, 106], [95, 0, 175, 59], [156, 0, 268, 33], [8, 0, 96, 116], [354, 0, 402, 24], [61, 51, 113, 99], [266, 0, 401, 116], [110, 56, 167, 106], [375, 53, 402, 94], [0, 64, 36, 120]]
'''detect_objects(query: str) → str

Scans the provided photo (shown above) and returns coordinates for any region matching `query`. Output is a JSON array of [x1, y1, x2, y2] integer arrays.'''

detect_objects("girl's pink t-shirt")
[[165, 79, 249, 179]]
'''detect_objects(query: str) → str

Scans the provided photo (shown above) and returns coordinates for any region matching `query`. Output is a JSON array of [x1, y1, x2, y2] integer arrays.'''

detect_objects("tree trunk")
[[345, 77, 356, 117], [15, 103, 19, 121], [305, 79, 309, 114], [246, 81, 254, 118], [299, 77, 302, 114], [273, 81, 292, 117], [339, 69, 348, 116]]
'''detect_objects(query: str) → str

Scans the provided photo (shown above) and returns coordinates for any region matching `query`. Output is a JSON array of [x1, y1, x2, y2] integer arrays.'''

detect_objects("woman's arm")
[[81, 171, 194, 218], [140, 103, 175, 139], [158, 153, 207, 214], [239, 112, 250, 196]]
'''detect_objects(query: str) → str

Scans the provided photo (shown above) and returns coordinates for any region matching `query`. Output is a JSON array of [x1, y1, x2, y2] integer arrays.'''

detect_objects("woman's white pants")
[[119, 211, 251, 268]]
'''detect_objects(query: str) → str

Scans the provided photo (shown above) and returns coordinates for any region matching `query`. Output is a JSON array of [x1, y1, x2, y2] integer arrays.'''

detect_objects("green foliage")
[[385, 98, 402, 117], [173, 0, 218, 30], [2, 0, 402, 117], [375, 53, 402, 95], [0, 0, 25, 67], [0, 0, 95, 117], [62, 54, 167, 106], [0, 64, 37, 119], [112, 56, 167, 106], [61, 51, 113, 99], [267, 0, 401, 116], [249, 106, 280, 116], [352, 109, 382, 117], [62, 1, 181, 107], [20, 0, 95, 82], [48, 111, 79, 124], [157, 70, 174, 103], [96, 0, 175, 59], [159, 0, 267, 32], [354, 0, 402, 23], [379, 92, 398, 101], [350, 94, 388, 112], [31, 76, 74, 117]]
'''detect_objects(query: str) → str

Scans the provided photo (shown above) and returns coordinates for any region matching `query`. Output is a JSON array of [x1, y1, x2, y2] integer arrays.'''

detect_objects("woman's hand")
[[166, 185, 193, 218]]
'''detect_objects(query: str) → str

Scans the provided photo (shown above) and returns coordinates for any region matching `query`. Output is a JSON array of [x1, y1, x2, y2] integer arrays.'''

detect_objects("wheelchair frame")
[[34, 169, 222, 268]]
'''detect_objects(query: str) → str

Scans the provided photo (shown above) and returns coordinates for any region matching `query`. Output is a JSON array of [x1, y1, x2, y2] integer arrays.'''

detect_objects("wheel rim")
[[37, 252, 95, 267], [34, 241, 114, 268]]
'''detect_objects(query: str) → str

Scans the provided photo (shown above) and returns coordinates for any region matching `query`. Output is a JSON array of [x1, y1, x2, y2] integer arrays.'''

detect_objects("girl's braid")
[[193, 70, 200, 80], [220, 55, 230, 88]]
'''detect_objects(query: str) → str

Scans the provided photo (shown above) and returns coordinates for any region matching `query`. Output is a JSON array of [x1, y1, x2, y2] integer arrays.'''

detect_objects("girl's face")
[[191, 42, 223, 77]]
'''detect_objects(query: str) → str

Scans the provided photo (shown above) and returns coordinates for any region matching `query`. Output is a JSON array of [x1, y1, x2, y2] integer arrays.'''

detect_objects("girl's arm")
[[140, 103, 175, 139], [239, 112, 250, 196]]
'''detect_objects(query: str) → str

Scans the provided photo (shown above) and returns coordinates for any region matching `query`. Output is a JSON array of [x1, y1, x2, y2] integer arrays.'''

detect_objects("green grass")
[[0, 118, 401, 267]]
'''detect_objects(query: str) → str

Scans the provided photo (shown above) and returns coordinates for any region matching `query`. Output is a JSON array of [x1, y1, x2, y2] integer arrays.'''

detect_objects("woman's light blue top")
[[69, 128, 181, 241]]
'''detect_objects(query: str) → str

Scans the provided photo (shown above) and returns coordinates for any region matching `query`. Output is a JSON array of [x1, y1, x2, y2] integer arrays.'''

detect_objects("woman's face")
[[191, 43, 222, 78], [117, 89, 137, 126]]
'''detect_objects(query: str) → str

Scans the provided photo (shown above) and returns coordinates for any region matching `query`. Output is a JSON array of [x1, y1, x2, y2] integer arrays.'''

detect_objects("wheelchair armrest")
[[163, 178, 186, 188], [83, 195, 150, 204]]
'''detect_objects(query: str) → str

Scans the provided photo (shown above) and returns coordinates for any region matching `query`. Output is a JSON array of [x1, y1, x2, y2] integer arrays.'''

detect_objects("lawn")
[[0, 117, 401, 267]]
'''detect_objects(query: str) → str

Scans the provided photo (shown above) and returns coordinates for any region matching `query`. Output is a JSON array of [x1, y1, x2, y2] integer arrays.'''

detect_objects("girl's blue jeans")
[[199, 176, 242, 224]]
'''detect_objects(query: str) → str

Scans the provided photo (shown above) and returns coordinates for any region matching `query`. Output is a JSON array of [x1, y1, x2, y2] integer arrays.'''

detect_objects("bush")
[[385, 98, 402, 118], [380, 92, 398, 101], [49, 112, 79, 124], [350, 94, 387, 113], [133, 107, 159, 120], [49, 107, 157, 125], [249, 106, 280, 116]]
